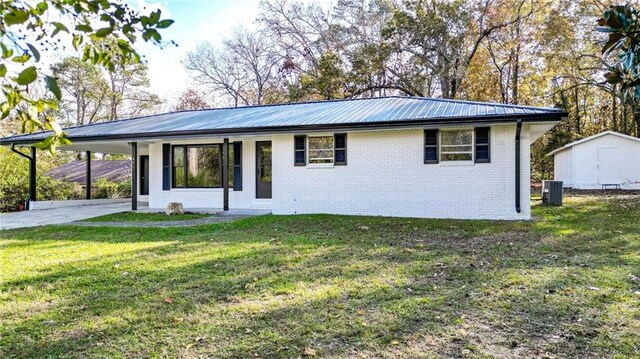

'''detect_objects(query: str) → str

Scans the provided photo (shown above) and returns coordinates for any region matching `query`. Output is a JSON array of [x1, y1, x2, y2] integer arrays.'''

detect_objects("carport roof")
[[1, 96, 567, 144]]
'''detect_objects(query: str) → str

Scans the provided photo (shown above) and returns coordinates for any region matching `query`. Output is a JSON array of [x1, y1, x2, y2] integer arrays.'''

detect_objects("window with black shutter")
[[475, 127, 490, 163], [424, 129, 438, 164], [294, 135, 306, 166], [334, 133, 347, 165]]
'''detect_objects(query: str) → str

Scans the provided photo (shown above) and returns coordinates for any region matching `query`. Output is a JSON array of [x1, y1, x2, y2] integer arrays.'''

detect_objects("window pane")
[[440, 145, 473, 153], [335, 134, 346, 149], [295, 151, 305, 164], [187, 146, 220, 187], [295, 136, 305, 150], [308, 136, 334, 150], [173, 146, 184, 166], [441, 153, 472, 161], [174, 166, 185, 187], [441, 130, 472, 146], [335, 149, 346, 162]]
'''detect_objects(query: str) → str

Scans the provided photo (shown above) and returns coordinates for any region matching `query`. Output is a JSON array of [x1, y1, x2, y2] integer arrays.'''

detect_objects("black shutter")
[[294, 135, 306, 166], [162, 143, 171, 190], [424, 130, 438, 164], [233, 142, 243, 191], [334, 133, 347, 165], [475, 127, 490, 163]]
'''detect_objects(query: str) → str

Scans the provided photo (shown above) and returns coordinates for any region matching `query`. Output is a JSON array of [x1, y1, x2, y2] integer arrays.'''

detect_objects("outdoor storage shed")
[[548, 131, 640, 190]]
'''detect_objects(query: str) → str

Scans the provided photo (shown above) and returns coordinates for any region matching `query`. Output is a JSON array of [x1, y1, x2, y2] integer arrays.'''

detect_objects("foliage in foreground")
[[0, 195, 639, 358]]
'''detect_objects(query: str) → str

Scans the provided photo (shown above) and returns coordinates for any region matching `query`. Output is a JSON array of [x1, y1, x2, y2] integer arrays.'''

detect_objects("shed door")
[[597, 147, 620, 184]]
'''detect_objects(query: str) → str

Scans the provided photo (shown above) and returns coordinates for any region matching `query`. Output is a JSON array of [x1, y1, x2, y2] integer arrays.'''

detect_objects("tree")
[[184, 28, 281, 107], [105, 61, 161, 121], [0, 0, 174, 151], [598, 4, 640, 135], [52, 57, 110, 126], [174, 89, 209, 111]]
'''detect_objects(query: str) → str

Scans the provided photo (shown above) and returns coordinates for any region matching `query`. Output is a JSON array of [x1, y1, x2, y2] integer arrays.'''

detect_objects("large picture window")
[[172, 144, 238, 188], [440, 130, 473, 162], [308, 136, 334, 164]]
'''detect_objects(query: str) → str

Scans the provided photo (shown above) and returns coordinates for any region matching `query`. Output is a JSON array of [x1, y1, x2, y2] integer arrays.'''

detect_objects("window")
[[424, 130, 438, 164], [475, 127, 490, 163], [172, 144, 235, 188], [308, 136, 334, 164], [440, 130, 473, 161]]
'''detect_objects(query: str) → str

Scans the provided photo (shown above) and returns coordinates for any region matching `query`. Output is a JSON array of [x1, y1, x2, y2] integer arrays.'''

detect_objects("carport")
[[9, 139, 144, 211]]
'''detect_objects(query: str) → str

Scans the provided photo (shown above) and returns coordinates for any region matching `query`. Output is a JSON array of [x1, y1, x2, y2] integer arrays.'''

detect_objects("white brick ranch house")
[[1, 97, 566, 220]]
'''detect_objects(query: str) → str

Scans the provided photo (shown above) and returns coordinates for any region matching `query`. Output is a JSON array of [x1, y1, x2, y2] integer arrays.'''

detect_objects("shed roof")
[[547, 131, 640, 156], [1, 96, 566, 144], [46, 160, 131, 183]]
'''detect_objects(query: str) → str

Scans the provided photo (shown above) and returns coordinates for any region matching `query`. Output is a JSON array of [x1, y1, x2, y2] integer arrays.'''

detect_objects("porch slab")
[[0, 201, 140, 230]]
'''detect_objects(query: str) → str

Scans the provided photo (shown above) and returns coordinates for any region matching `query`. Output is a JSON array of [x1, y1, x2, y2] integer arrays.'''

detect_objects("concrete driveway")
[[0, 201, 132, 230]]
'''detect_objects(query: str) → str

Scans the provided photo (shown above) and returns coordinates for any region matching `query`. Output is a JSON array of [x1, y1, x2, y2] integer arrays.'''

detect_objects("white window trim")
[[439, 129, 474, 163], [307, 135, 335, 166]]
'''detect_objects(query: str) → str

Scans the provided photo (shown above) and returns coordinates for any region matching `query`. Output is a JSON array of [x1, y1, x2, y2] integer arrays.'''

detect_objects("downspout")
[[515, 120, 522, 213], [10, 144, 37, 208]]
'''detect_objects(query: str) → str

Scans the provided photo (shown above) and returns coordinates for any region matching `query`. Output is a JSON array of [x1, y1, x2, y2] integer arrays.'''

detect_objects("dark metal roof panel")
[[1, 96, 566, 143]]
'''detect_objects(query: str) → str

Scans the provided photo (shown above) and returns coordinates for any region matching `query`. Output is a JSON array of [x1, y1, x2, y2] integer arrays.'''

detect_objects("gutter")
[[515, 120, 522, 213], [0, 112, 567, 146]]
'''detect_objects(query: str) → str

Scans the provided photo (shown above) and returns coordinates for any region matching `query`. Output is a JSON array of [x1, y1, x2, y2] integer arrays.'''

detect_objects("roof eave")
[[1, 112, 566, 145]]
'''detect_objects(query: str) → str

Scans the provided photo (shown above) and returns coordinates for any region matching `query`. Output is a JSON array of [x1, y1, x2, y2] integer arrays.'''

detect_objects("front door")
[[140, 155, 149, 195], [597, 147, 620, 184], [256, 141, 272, 199]]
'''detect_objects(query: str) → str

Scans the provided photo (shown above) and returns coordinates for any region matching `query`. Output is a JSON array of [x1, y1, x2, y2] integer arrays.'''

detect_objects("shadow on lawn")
[[1, 198, 639, 358]]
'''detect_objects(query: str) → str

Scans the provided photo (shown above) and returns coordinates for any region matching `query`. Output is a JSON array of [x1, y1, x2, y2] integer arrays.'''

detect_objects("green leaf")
[[3, 9, 30, 25], [27, 44, 41, 62], [51, 22, 69, 37], [1, 43, 14, 59], [16, 67, 37, 85], [156, 19, 174, 29], [0, 64, 6, 77], [45, 76, 62, 100], [73, 34, 83, 50], [12, 54, 31, 63], [75, 24, 93, 33], [149, 10, 161, 25], [35, 1, 48, 15], [95, 27, 113, 37]]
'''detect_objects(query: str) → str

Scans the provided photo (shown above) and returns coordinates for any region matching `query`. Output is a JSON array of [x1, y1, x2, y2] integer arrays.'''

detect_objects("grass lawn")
[[83, 212, 212, 222], [1, 195, 638, 358]]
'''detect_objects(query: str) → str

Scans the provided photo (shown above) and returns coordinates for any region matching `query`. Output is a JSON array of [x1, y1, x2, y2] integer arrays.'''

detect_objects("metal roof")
[[547, 131, 640, 156], [1, 96, 566, 144], [46, 160, 131, 183]]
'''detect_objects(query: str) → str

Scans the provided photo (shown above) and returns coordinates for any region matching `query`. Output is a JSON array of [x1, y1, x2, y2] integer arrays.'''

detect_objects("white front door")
[[597, 147, 620, 184]]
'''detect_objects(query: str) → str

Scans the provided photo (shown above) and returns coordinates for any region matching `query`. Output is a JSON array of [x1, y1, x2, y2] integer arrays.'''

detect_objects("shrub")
[[0, 148, 78, 212], [93, 177, 131, 199]]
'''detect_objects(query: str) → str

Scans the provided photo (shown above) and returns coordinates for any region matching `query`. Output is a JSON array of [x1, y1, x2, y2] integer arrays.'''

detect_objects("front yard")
[[1, 194, 639, 358]]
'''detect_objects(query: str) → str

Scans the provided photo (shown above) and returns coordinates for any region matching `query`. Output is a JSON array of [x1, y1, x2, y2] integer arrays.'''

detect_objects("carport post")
[[223, 138, 229, 211], [29, 146, 36, 203], [86, 151, 92, 199], [131, 142, 138, 211]]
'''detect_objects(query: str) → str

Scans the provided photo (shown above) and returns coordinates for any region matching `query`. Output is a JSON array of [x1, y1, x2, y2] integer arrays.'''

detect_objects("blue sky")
[[136, 0, 266, 105]]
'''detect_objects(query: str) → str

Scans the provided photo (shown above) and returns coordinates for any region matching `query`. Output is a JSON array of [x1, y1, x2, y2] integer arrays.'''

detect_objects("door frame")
[[139, 155, 149, 195], [255, 141, 272, 199]]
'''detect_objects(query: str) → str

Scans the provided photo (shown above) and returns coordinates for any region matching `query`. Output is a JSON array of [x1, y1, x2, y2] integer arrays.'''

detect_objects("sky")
[[134, 0, 267, 104]]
